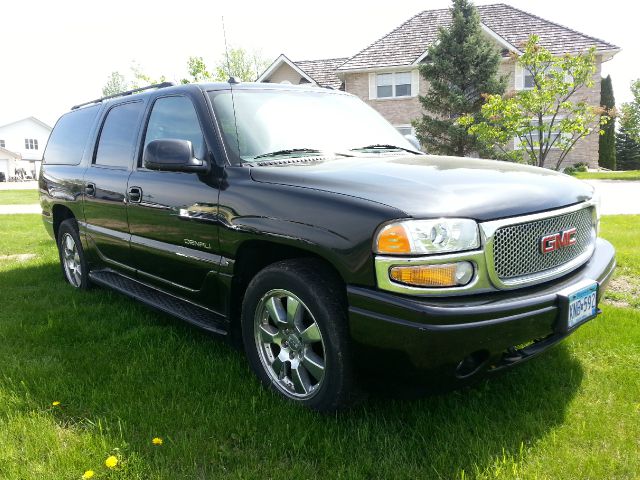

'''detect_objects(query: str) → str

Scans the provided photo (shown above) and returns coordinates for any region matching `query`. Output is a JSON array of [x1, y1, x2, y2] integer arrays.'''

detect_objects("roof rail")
[[71, 82, 176, 110]]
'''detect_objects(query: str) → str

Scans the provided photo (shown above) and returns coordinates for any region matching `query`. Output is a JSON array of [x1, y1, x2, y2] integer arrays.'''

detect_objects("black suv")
[[40, 81, 616, 411]]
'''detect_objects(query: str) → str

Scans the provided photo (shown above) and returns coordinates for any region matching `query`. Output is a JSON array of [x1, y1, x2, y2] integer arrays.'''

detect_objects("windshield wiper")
[[253, 148, 321, 160], [350, 144, 422, 155]]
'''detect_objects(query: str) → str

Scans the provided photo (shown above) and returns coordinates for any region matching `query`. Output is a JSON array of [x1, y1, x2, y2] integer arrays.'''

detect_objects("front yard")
[[0, 215, 638, 479], [574, 170, 640, 181]]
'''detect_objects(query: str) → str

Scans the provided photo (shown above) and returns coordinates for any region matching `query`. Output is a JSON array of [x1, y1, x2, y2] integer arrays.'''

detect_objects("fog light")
[[389, 262, 474, 288]]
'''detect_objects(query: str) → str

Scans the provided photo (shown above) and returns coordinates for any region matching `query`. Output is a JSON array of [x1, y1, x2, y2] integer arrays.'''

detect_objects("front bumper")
[[347, 238, 616, 389]]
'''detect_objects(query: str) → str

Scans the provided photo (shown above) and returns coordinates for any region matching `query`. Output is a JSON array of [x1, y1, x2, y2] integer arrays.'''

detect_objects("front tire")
[[57, 218, 90, 289], [241, 259, 356, 411]]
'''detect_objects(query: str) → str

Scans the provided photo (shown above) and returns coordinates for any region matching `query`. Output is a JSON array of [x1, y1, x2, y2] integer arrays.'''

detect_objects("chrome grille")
[[493, 207, 594, 280]]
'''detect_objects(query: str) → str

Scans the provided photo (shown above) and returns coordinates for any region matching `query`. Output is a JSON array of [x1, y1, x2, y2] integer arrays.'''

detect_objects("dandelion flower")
[[152, 437, 163, 446], [52, 401, 61, 406], [82, 470, 95, 479], [105, 455, 118, 469]]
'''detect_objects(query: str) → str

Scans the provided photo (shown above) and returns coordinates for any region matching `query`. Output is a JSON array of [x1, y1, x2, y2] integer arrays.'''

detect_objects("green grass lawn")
[[0, 189, 39, 205], [574, 170, 640, 181], [0, 215, 638, 479]]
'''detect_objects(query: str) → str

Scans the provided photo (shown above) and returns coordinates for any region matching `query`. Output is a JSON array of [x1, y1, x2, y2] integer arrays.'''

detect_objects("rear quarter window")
[[44, 106, 100, 165]]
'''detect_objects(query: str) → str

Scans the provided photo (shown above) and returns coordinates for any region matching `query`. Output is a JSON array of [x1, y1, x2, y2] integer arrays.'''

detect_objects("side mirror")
[[143, 139, 208, 173], [404, 134, 423, 152]]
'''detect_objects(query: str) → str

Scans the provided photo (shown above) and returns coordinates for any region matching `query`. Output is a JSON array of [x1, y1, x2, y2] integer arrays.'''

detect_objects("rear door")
[[83, 100, 146, 269], [126, 94, 222, 297]]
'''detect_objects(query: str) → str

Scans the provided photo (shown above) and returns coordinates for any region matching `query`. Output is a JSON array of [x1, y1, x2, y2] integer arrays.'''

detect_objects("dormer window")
[[375, 72, 412, 98]]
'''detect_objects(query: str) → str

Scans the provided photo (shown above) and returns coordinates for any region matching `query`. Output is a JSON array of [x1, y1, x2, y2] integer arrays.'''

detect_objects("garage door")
[[0, 159, 8, 181]]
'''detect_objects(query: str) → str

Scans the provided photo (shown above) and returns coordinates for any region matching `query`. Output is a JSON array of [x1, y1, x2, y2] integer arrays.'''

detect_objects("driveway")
[[0, 204, 41, 214], [0, 181, 38, 190], [582, 180, 640, 215]]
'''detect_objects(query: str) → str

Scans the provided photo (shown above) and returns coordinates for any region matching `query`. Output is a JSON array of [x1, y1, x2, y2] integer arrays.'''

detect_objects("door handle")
[[128, 186, 142, 203], [85, 182, 96, 197]]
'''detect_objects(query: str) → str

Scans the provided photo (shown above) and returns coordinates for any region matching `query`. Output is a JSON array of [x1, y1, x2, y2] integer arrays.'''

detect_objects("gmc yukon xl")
[[40, 81, 616, 411]]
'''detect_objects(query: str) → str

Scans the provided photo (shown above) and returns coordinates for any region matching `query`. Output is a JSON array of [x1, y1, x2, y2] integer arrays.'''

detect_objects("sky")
[[0, 0, 637, 127]]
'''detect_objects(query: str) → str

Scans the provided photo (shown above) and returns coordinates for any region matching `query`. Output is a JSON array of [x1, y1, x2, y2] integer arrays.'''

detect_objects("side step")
[[89, 270, 227, 335]]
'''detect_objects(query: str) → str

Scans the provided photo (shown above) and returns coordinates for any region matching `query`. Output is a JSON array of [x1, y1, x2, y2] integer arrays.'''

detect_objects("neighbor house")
[[257, 3, 619, 168], [0, 116, 52, 180]]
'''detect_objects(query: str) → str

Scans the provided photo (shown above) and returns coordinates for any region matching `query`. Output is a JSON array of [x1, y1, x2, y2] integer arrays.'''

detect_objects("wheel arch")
[[228, 240, 347, 345], [52, 204, 76, 240]]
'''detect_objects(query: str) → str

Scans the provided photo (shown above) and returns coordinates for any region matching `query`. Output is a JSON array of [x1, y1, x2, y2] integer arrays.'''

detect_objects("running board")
[[89, 270, 227, 335]]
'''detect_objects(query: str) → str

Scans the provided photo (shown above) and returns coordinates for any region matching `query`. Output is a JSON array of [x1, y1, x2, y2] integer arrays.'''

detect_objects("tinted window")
[[95, 102, 144, 168], [143, 96, 205, 161], [44, 106, 100, 165]]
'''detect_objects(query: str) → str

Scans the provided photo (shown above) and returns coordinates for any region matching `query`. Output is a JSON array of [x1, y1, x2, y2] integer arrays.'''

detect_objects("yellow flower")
[[52, 401, 61, 406], [152, 437, 163, 446], [82, 470, 95, 479], [105, 455, 118, 469]]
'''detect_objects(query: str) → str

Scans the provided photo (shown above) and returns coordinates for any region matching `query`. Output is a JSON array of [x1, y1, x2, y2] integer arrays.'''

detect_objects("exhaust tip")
[[456, 350, 490, 379]]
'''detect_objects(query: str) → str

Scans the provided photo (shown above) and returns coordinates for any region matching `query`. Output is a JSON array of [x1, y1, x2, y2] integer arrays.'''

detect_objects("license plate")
[[567, 282, 598, 329]]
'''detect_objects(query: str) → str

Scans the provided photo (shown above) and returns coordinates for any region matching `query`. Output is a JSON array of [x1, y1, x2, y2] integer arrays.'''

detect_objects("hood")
[[249, 155, 595, 221]]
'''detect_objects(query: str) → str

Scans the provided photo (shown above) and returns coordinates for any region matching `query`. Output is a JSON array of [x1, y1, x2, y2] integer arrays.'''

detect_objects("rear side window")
[[94, 102, 145, 168], [143, 96, 205, 161], [44, 106, 100, 165]]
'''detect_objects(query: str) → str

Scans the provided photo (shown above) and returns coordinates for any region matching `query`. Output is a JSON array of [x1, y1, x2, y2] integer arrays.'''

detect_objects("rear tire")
[[241, 259, 356, 411], [57, 218, 90, 290]]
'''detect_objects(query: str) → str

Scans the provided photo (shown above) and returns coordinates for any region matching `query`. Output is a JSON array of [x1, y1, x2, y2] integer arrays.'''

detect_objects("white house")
[[0, 116, 52, 180]]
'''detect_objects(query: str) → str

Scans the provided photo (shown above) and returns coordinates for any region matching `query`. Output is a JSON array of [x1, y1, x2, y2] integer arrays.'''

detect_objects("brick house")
[[257, 3, 619, 168]]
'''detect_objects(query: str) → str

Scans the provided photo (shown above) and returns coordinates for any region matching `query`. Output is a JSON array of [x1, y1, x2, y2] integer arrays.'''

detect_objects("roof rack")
[[71, 82, 176, 110]]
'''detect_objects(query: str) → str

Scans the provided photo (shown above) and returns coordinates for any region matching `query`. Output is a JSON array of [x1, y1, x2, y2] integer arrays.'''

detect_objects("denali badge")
[[184, 238, 212, 250], [540, 227, 577, 254]]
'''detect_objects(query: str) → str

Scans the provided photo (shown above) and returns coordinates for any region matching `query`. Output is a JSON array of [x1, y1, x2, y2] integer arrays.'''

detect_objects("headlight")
[[375, 218, 480, 255]]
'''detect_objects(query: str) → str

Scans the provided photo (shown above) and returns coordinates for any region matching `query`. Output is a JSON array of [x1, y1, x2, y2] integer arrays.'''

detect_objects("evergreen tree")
[[616, 126, 640, 170], [599, 75, 616, 169], [413, 0, 506, 157]]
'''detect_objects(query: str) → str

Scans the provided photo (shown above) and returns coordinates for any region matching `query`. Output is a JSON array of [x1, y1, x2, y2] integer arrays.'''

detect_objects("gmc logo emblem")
[[540, 227, 577, 254]]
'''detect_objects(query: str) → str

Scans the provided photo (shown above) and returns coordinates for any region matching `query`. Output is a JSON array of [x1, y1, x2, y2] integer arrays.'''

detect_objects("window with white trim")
[[516, 65, 572, 91], [523, 68, 535, 89], [514, 121, 565, 150], [0, 140, 5, 148], [25, 138, 38, 150], [395, 125, 414, 136], [376, 72, 412, 98]]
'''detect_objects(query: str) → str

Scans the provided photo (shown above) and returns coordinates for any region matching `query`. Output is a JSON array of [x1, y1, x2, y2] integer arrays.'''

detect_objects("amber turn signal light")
[[389, 262, 474, 288], [376, 224, 411, 254]]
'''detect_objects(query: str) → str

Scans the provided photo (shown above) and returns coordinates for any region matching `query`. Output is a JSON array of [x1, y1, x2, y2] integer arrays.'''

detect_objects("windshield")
[[209, 88, 416, 163]]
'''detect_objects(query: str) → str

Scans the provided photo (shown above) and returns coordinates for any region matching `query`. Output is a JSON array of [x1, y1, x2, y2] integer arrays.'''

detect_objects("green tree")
[[616, 125, 640, 170], [462, 35, 611, 170], [101, 71, 129, 96], [213, 47, 270, 82], [598, 75, 616, 170], [620, 79, 640, 142], [413, 0, 506, 157], [129, 62, 166, 89], [181, 56, 214, 84]]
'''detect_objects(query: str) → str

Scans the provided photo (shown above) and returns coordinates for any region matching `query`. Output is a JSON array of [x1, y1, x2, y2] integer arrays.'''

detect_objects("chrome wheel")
[[254, 289, 326, 399], [61, 232, 82, 287]]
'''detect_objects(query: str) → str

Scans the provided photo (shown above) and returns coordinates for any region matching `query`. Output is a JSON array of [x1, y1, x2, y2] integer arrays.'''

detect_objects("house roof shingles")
[[337, 3, 619, 71], [294, 57, 349, 89]]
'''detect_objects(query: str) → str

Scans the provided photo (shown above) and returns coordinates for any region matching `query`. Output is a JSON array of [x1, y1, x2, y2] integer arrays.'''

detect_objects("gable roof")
[[0, 116, 52, 131], [293, 58, 349, 89], [257, 54, 348, 89], [338, 3, 619, 71]]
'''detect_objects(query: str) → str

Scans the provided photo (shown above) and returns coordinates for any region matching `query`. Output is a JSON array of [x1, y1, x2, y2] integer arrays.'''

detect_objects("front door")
[[83, 100, 146, 269], [126, 95, 222, 298]]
